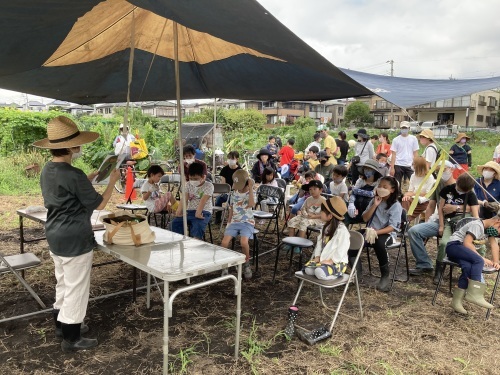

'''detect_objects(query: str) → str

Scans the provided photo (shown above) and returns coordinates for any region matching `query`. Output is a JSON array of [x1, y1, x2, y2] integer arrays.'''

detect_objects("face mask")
[[320, 159, 327, 165], [376, 187, 391, 197], [71, 148, 82, 160], [357, 138, 364, 142], [456, 188, 466, 195], [378, 138, 384, 142], [334, 178, 344, 184], [486, 227, 499, 237], [442, 170, 452, 181], [228, 159, 237, 166], [364, 170, 375, 178], [483, 170, 495, 180], [379, 162, 386, 168], [460, 139, 467, 144], [400, 129, 409, 135], [188, 179, 201, 187], [185, 158, 195, 165]]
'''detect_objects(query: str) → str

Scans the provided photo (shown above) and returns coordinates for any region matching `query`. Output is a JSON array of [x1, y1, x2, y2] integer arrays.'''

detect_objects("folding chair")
[[365, 209, 410, 291], [0, 252, 46, 321], [291, 230, 364, 332], [253, 185, 285, 248], [212, 183, 232, 233]]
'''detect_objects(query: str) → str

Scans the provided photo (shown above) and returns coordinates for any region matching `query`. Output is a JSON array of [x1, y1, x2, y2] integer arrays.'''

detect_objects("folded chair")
[[291, 230, 364, 333], [0, 252, 46, 322], [253, 185, 285, 248]]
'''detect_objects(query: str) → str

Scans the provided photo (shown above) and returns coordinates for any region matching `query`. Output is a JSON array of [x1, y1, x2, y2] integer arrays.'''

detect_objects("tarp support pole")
[[213, 98, 217, 172]]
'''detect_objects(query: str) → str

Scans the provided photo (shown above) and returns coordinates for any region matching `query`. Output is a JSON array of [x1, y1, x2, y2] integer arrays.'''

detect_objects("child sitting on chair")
[[329, 165, 349, 202], [141, 165, 176, 213], [287, 180, 325, 238], [171, 163, 213, 240], [302, 196, 350, 280], [220, 169, 255, 280], [446, 216, 500, 314]]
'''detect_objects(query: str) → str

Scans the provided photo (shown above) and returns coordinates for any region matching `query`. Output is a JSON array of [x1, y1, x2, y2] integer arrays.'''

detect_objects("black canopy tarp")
[[0, 0, 371, 103]]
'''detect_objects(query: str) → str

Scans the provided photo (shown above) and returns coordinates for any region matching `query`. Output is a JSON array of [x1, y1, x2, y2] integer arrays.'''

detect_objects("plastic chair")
[[0, 252, 46, 321], [365, 209, 410, 291], [272, 237, 314, 282], [291, 230, 365, 332]]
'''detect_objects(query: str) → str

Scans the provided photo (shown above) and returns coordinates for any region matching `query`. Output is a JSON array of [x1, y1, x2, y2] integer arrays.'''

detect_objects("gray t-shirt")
[[363, 199, 402, 235], [41, 162, 103, 257], [449, 219, 486, 244]]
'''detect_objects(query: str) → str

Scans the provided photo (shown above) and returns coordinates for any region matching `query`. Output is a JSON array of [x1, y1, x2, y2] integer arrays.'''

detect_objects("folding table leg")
[[163, 281, 170, 375]]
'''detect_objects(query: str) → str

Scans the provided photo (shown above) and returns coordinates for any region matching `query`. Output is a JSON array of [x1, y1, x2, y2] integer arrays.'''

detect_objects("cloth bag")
[[101, 211, 155, 246]]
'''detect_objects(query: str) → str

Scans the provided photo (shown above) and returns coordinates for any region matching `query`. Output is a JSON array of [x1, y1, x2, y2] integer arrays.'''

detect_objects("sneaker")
[[221, 268, 229, 277], [409, 268, 433, 276], [243, 263, 252, 280]]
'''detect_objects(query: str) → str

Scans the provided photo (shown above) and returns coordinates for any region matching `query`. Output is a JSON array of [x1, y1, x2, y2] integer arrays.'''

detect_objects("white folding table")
[[94, 226, 245, 375]]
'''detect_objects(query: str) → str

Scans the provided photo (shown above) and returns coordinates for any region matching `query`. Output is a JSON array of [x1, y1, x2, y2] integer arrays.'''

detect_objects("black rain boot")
[[433, 261, 444, 285], [54, 309, 89, 339], [284, 305, 299, 339], [61, 323, 98, 353], [348, 256, 363, 283], [376, 264, 391, 292]]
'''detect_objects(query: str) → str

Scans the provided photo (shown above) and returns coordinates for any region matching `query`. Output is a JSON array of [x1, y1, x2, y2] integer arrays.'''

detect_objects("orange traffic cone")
[[124, 166, 137, 202]]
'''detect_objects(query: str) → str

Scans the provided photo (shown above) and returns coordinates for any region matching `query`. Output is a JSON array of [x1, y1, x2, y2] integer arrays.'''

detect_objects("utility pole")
[[387, 60, 394, 128]]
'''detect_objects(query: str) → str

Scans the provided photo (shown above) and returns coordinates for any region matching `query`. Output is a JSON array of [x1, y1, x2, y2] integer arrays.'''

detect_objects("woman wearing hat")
[[417, 129, 438, 168], [449, 133, 471, 179], [33, 116, 120, 352], [474, 161, 500, 219], [347, 159, 383, 224], [350, 129, 374, 184], [251, 148, 277, 183]]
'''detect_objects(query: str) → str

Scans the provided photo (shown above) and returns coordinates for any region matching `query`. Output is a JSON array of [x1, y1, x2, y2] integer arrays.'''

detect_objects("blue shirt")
[[474, 178, 500, 202], [363, 199, 402, 236]]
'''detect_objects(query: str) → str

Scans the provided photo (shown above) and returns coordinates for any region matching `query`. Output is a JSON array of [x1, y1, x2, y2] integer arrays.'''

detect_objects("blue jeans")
[[408, 220, 439, 269], [290, 196, 307, 215], [171, 210, 211, 239], [446, 240, 484, 289]]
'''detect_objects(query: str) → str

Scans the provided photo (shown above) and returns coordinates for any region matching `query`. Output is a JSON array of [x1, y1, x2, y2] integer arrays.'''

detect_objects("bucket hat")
[[354, 129, 370, 139], [454, 133, 470, 143], [322, 196, 347, 220], [417, 128, 435, 140], [477, 161, 500, 179], [256, 148, 272, 160], [33, 116, 99, 149]]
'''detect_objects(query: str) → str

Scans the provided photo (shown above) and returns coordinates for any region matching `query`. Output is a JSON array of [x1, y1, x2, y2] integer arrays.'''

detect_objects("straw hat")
[[477, 161, 500, 179], [417, 128, 435, 140], [454, 132, 470, 143], [33, 116, 99, 149], [232, 169, 249, 190], [322, 196, 347, 220]]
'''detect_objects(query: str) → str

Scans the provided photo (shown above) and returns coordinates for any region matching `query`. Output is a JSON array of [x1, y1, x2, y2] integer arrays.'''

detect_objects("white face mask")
[[188, 179, 201, 187], [228, 159, 237, 166], [71, 148, 82, 160], [400, 128, 409, 135], [376, 187, 391, 197], [483, 170, 495, 180], [442, 170, 452, 181], [185, 158, 195, 165]]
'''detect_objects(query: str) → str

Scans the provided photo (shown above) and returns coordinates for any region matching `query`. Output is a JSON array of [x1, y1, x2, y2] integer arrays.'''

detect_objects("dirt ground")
[[1, 194, 500, 375]]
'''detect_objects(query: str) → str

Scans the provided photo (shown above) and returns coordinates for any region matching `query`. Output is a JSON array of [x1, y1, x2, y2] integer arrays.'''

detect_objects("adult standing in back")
[[335, 131, 349, 166], [350, 128, 374, 185], [319, 127, 338, 165], [390, 121, 419, 191]]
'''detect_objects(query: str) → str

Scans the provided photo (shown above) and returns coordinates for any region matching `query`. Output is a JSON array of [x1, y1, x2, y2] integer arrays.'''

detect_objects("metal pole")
[[173, 21, 188, 236], [213, 98, 217, 172]]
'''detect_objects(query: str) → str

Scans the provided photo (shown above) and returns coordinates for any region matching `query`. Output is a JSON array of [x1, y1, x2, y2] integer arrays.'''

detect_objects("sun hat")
[[417, 128, 435, 140], [322, 196, 347, 220], [400, 121, 410, 128], [354, 129, 370, 139], [256, 148, 272, 160], [477, 161, 500, 178], [33, 116, 99, 149], [361, 159, 381, 173], [454, 132, 470, 143], [232, 169, 249, 190]]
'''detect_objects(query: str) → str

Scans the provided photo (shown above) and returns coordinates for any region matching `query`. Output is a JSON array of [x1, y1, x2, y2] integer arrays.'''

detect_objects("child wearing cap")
[[287, 180, 326, 239], [302, 196, 350, 280], [220, 169, 255, 280]]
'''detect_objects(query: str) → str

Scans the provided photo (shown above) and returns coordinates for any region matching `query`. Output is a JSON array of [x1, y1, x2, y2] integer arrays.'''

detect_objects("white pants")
[[51, 250, 93, 324]]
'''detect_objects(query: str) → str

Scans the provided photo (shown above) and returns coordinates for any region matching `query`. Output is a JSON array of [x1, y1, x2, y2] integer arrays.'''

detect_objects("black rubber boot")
[[284, 305, 299, 339], [54, 309, 89, 339], [376, 264, 391, 292], [348, 256, 363, 283], [433, 261, 444, 285], [61, 323, 98, 353]]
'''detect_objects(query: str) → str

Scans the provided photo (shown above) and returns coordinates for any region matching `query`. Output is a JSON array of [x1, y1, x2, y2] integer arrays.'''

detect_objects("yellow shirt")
[[323, 135, 337, 165], [308, 158, 320, 170]]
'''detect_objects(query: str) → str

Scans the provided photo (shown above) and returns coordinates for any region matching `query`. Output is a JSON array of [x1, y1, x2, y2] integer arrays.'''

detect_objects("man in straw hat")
[[33, 116, 120, 352], [417, 128, 438, 169], [474, 161, 500, 219]]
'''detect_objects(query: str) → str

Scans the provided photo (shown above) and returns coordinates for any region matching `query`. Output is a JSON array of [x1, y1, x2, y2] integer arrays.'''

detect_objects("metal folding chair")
[[253, 185, 285, 248], [212, 183, 232, 233], [0, 252, 46, 322], [291, 230, 365, 332]]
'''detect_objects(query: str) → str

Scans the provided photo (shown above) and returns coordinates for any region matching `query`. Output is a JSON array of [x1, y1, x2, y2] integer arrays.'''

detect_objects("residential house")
[[46, 100, 72, 111], [141, 101, 182, 120], [68, 104, 94, 116], [26, 100, 46, 112]]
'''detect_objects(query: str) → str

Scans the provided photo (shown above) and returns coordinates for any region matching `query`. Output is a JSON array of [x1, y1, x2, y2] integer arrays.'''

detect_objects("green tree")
[[293, 116, 315, 128], [344, 101, 374, 126]]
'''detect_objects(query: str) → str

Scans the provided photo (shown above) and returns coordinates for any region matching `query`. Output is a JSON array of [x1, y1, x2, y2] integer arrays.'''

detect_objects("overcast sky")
[[1, 0, 499, 104]]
